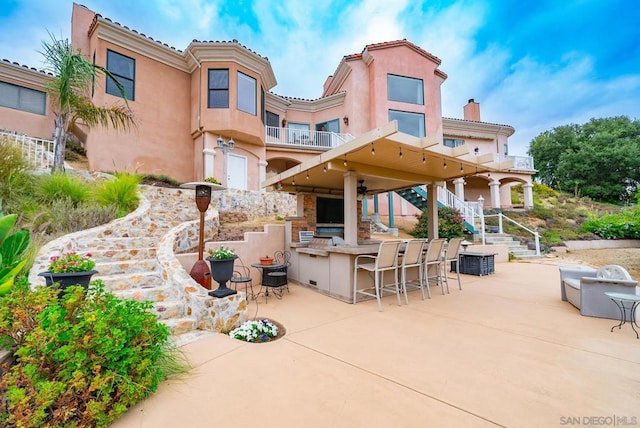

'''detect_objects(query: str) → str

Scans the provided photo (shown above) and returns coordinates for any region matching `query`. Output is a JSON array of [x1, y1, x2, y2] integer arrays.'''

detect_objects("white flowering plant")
[[229, 319, 279, 343]]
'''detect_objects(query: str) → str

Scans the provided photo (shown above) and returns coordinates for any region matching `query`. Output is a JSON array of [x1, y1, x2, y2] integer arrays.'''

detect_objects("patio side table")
[[604, 291, 640, 339]]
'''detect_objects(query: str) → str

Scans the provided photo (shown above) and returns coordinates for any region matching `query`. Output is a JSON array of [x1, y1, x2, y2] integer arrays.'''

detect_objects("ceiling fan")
[[357, 180, 384, 196]]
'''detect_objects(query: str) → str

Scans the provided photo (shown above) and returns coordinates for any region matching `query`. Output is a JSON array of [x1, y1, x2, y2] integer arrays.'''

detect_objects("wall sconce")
[[281, 118, 287, 127], [343, 116, 349, 126], [474, 147, 479, 155]]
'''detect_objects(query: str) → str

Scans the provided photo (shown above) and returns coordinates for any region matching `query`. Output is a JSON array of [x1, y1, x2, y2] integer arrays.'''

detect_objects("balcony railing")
[[501, 154, 535, 171], [266, 126, 354, 150]]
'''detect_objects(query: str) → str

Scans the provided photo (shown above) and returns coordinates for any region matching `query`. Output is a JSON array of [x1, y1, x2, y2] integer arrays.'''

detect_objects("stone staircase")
[[29, 184, 296, 342], [30, 186, 205, 337], [482, 233, 540, 259]]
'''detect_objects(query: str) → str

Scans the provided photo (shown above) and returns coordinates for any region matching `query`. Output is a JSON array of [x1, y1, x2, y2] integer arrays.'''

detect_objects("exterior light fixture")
[[323, 163, 327, 173], [460, 163, 464, 173], [474, 147, 480, 155], [371, 143, 375, 155], [422, 152, 426, 163], [306, 171, 310, 180], [216, 136, 235, 187], [343, 116, 349, 126], [443, 161, 448, 169], [399, 147, 403, 158], [343, 155, 347, 166]]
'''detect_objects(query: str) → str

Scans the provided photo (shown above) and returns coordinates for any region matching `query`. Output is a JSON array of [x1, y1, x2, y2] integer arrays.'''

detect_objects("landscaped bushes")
[[0, 280, 189, 427], [412, 206, 468, 240], [581, 208, 640, 239]]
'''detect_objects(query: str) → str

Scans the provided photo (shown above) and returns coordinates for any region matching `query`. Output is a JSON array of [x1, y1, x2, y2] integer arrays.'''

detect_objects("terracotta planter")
[[38, 270, 98, 291]]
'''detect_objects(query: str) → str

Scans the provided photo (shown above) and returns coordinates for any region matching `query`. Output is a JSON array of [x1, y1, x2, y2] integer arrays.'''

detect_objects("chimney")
[[463, 98, 480, 122]]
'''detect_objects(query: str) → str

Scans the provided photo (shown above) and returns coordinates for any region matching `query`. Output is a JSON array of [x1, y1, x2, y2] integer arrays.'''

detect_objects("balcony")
[[501, 154, 535, 171], [266, 126, 354, 150]]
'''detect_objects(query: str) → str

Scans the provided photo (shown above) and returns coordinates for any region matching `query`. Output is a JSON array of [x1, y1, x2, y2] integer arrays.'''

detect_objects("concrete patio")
[[112, 260, 639, 428]]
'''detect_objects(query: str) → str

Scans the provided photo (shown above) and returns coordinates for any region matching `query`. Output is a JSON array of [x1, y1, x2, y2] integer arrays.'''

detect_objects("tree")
[[528, 117, 640, 204], [41, 34, 135, 173]]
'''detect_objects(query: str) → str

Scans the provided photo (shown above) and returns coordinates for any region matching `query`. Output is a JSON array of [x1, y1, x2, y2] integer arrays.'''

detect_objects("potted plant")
[[206, 246, 238, 298], [38, 251, 98, 291]]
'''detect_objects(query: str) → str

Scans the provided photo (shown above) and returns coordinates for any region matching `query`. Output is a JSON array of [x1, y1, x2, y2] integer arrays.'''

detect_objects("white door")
[[227, 153, 247, 190]]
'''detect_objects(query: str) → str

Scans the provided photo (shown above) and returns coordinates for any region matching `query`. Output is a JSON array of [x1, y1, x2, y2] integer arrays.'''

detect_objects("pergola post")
[[343, 171, 358, 246], [426, 182, 439, 240]]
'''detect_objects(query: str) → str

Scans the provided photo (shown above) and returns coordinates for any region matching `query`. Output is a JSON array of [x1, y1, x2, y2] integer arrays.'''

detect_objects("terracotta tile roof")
[[347, 39, 442, 65], [0, 59, 53, 76], [88, 11, 271, 62], [443, 116, 514, 128]]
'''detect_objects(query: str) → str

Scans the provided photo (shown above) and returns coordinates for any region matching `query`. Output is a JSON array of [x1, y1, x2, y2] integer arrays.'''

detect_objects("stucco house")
[[0, 3, 534, 224]]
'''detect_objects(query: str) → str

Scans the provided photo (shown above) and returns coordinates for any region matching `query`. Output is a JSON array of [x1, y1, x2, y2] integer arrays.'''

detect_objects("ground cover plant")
[[0, 280, 189, 427]]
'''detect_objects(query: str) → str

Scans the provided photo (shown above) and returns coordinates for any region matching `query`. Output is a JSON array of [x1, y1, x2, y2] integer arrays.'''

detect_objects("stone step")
[[97, 271, 164, 291], [161, 316, 199, 336], [73, 236, 160, 251], [111, 282, 184, 304], [153, 299, 186, 320], [89, 247, 158, 262], [95, 258, 157, 275], [516, 253, 543, 260]]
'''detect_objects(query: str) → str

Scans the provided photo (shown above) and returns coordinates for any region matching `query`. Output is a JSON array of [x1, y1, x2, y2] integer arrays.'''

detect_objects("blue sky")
[[1, 0, 638, 155]]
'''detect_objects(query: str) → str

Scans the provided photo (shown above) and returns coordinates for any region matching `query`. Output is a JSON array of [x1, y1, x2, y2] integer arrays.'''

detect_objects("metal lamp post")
[[180, 181, 225, 289], [217, 136, 235, 187]]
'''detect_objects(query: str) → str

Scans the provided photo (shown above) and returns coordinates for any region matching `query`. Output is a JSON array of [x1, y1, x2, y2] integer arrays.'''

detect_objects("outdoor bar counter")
[[288, 240, 397, 303]]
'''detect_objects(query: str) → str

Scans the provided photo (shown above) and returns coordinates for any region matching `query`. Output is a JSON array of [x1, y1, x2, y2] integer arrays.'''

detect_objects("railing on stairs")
[[395, 186, 482, 233], [482, 213, 540, 256], [1, 130, 54, 170]]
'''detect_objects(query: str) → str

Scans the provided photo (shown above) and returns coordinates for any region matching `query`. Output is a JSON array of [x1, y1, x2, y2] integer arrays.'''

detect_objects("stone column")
[[489, 180, 501, 209], [258, 160, 267, 193], [203, 148, 216, 179], [453, 177, 465, 201], [523, 183, 533, 209]]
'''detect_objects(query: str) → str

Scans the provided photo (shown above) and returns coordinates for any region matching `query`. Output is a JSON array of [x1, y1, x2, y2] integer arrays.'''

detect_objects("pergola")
[[262, 122, 513, 245]]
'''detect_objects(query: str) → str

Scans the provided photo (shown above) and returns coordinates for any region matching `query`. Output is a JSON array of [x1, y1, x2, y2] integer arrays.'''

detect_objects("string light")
[[443, 161, 448, 169], [460, 163, 464, 173], [323, 163, 327, 173], [306, 171, 309, 180], [371, 143, 375, 155], [292, 177, 296, 186], [343, 155, 348, 166], [422, 152, 426, 163], [399, 147, 403, 158]]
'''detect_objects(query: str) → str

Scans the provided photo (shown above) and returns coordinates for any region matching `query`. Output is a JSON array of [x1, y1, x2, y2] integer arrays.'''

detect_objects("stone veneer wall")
[[289, 194, 371, 242]]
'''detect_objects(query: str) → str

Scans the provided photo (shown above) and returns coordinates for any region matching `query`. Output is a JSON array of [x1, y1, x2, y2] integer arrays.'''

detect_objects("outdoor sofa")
[[559, 265, 639, 319]]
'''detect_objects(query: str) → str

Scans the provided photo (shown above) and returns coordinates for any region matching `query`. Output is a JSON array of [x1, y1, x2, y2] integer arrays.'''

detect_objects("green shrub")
[[412, 206, 467, 240], [0, 138, 34, 216], [0, 214, 30, 296], [533, 182, 559, 198], [95, 173, 141, 217], [35, 198, 117, 236], [37, 172, 90, 206], [581, 208, 640, 239], [0, 281, 189, 427]]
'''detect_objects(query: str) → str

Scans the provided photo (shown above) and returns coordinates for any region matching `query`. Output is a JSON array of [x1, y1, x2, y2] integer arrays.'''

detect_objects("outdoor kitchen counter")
[[289, 241, 385, 303]]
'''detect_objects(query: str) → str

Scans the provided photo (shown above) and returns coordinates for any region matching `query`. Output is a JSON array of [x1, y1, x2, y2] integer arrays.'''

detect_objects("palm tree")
[[41, 34, 135, 172]]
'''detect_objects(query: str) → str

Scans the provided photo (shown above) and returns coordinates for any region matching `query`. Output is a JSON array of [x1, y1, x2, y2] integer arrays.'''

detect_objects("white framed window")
[[387, 74, 424, 105], [388, 109, 425, 137], [237, 71, 256, 115], [444, 138, 465, 148], [0, 81, 46, 115]]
